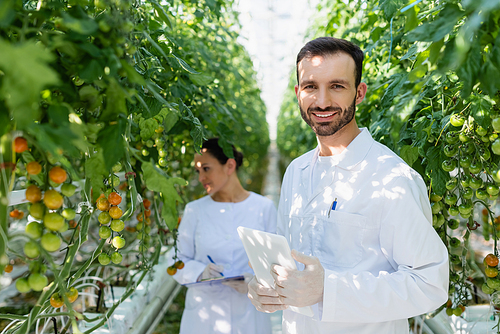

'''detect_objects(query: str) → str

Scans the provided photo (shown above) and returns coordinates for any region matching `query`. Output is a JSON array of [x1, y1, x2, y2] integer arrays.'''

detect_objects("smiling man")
[[247, 37, 449, 333]]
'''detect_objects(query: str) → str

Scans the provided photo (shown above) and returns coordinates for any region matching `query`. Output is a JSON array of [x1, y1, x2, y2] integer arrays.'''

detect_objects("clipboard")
[[182, 275, 245, 287], [237, 226, 314, 317]]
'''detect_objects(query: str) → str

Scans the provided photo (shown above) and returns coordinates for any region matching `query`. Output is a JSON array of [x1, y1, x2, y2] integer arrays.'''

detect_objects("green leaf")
[[151, 1, 172, 28], [406, 4, 463, 42], [399, 145, 420, 167], [0, 39, 59, 129], [163, 110, 179, 133], [425, 146, 449, 195], [171, 54, 200, 74], [61, 12, 98, 36], [456, 43, 481, 98], [189, 73, 213, 86], [470, 97, 493, 130], [101, 78, 128, 121], [404, 4, 418, 32], [142, 162, 186, 230], [97, 119, 126, 171], [380, 0, 405, 20], [381, 73, 408, 108], [85, 152, 107, 202]]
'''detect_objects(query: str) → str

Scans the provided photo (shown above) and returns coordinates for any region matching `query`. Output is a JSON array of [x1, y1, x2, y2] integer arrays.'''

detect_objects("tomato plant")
[[0, 0, 271, 332]]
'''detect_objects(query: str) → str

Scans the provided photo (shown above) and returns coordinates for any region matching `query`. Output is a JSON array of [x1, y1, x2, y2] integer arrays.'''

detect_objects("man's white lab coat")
[[278, 128, 449, 334]]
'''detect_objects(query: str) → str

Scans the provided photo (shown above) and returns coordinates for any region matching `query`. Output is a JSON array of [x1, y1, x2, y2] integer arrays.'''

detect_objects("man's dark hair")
[[296, 37, 364, 88], [202, 138, 244, 170]]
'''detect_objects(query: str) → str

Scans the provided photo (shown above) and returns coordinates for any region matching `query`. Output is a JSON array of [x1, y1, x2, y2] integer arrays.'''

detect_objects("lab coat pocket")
[[317, 211, 367, 268]]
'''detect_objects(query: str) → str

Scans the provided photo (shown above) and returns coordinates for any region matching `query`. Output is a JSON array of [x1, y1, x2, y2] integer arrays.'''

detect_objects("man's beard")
[[300, 96, 357, 136]]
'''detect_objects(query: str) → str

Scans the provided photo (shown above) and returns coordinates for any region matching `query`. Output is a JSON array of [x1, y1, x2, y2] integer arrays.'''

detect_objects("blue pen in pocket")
[[328, 198, 337, 218]]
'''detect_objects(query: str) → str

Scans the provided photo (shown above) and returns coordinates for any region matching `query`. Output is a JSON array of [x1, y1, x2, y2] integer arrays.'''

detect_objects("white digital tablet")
[[237, 226, 314, 318]]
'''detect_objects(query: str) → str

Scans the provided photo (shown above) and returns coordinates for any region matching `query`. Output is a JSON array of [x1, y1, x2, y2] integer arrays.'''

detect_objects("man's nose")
[[314, 88, 332, 109]]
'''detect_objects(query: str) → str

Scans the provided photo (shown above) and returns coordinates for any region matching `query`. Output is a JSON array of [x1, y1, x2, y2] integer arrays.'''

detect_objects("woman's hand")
[[198, 263, 224, 281]]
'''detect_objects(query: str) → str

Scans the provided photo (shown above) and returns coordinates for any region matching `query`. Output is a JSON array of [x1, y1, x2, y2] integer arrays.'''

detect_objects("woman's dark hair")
[[202, 138, 244, 170], [296, 37, 364, 88]]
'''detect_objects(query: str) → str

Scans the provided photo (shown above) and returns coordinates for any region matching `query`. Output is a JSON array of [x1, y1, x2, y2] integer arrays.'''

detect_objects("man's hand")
[[271, 249, 325, 307], [247, 276, 288, 313]]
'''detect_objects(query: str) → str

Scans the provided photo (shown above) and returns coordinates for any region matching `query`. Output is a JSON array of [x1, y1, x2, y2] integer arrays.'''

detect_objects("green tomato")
[[448, 219, 460, 230], [98, 211, 112, 224], [110, 219, 125, 232], [99, 226, 112, 239], [62, 208, 76, 220], [28, 273, 48, 291], [158, 149, 167, 158], [487, 184, 500, 196], [159, 158, 168, 167], [16, 277, 32, 293], [112, 236, 125, 249], [450, 114, 465, 127], [449, 237, 461, 247], [493, 117, 500, 132], [476, 126, 488, 136], [459, 155, 472, 169], [448, 206, 459, 216], [469, 176, 483, 189], [458, 202, 473, 215], [463, 187, 474, 199], [41, 233, 62, 252], [445, 131, 459, 144], [459, 132, 470, 143], [446, 178, 458, 190], [487, 278, 500, 290], [112, 162, 122, 173], [492, 169, 500, 183], [431, 201, 442, 214], [444, 193, 458, 206], [443, 145, 458, 157], [61, 183, 77, 197], [460, 175, 471, 188], [25, 221, 43, 239], [469, 161, 482, 174], [30, 202, 45, 220], [111, 252, 123, 264], [483, 282, 496, 295], [432, 214, 445, 228], [442, 159, 457, 172], [108, 175, 120, 187], [476, 189, 489, 200], [493, 139, 500, 155], [462, 142, 475, 154], [98, 253, 110, 265], [44, 212, 65, 231], [24, 241, 40, 258], [480, 147, 491, 160]]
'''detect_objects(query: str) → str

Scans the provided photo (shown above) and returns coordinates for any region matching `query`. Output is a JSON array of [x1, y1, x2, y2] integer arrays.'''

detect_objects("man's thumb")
[[291, 249, 317, 266]]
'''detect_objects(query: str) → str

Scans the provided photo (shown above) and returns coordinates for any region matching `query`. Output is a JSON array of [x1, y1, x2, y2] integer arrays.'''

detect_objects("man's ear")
[[355, 82, 367, 105], [226, 158, 237, 175]]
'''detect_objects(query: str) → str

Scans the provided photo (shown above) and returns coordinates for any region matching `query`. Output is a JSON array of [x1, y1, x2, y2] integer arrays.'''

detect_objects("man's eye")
[[332, 84, 344, 89], [304, 85, 314, 89]]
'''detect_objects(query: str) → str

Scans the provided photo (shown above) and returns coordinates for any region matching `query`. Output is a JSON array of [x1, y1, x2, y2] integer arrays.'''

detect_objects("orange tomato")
[[66, 287, 79, 303], [50, 293, 64, 308], [143, 198, 151, 209], [26, 161, 42, 175], [43, 189, 64, 210], [25, 185, 42, 203], [174, 261, 185, 269], [167, 266, 177, 275], [144, 209, 151, 217], [14, 137, 28, 153], [4, 264, 13, 273], [109, 206, 122, 219], [485, 253, 500, 267], [49, 166, 67, 184], [108, 192, 122, 205], [96, 197, 110, 211], [9, 209, 20, 218]]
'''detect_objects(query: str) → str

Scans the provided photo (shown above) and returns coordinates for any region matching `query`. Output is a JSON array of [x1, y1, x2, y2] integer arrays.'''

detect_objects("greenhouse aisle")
[[262, 140, 283, 333]]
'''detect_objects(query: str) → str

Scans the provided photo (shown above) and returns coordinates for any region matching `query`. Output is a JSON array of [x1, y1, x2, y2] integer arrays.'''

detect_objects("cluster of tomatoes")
[[96, 190, 125, 265], [49, 286, 79, 308], [135, 198, 153, 252], [11, 137, 78, 294]]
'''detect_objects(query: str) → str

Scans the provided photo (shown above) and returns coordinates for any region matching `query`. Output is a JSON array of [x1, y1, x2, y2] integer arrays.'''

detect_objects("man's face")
[[295, 52, 364, 137]]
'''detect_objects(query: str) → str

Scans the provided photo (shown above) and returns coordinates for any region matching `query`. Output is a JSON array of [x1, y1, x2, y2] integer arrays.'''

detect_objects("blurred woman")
[[172, 138, 276, 334]]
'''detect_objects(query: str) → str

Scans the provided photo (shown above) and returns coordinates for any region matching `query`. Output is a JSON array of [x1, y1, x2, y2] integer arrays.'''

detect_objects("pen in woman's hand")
[[207, 255, 224, 276]]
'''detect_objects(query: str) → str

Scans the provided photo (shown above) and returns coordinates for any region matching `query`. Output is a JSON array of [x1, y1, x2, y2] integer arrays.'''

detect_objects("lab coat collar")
[[299, 127, 374, 171]]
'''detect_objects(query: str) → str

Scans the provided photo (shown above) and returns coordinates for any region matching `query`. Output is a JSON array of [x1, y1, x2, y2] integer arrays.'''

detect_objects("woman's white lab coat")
[[172, 192, 276, 334]]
